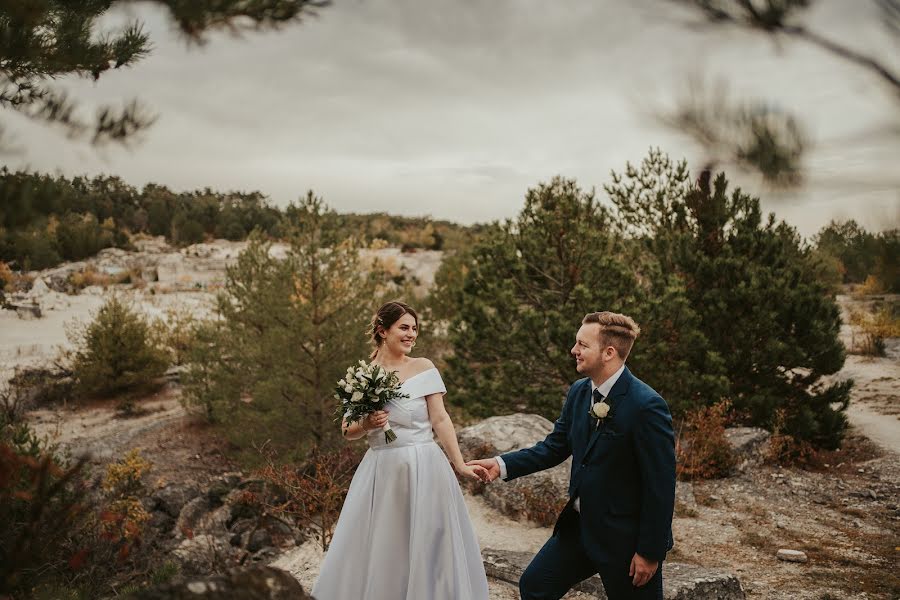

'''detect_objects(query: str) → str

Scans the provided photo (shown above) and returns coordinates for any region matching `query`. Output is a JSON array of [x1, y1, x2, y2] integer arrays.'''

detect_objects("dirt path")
[[846, 400, 899, 455], [836, 354, 900, 456], [834, 295, 900, 456], [29, 385, 185, 464]]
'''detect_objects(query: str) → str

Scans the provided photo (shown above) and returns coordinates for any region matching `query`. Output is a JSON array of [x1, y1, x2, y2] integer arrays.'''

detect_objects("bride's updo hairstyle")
[[370, 301, 419, 359]]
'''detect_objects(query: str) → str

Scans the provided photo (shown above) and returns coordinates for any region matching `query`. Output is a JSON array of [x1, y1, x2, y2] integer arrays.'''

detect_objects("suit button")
[[580, 462, 586, 467]]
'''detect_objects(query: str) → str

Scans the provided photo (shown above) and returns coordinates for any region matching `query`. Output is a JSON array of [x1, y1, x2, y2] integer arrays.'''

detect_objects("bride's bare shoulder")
[[409, 357, 435, 375]]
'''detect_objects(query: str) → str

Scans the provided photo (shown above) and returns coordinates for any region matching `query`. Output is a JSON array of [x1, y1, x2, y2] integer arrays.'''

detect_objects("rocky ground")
[[3, 240, 898, 599]]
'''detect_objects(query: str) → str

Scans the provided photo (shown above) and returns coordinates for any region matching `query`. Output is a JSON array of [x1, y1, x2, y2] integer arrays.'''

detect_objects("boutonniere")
[[589, 400, 610, 420], [588, 398, 611, 428]]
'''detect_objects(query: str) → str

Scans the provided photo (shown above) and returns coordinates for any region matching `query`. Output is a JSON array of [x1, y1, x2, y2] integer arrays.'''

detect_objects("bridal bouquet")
[[335, 361, 407, 443]]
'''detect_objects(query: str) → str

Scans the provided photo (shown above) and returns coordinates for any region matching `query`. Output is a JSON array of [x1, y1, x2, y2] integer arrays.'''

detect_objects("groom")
[[468, 311, 675, 600]]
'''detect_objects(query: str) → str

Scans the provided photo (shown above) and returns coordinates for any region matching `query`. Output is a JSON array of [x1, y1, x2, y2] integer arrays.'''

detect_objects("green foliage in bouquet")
[[334, 361, 407, 443]]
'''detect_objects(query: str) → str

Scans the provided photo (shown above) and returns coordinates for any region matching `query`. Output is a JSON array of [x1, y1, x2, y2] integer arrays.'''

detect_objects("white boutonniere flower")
[[590, 400, 610, 420]]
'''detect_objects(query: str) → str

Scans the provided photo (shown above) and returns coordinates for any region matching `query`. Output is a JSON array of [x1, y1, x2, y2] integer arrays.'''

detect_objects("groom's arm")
[[634, 394, 676, 562], [497, 386, 576, 481]]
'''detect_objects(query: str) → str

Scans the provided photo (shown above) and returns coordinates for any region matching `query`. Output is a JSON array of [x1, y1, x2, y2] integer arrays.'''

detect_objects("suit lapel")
[[583, 366, 633, 459]]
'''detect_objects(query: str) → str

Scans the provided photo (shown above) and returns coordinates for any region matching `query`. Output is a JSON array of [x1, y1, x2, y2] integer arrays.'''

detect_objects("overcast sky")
[[7, 0, 899, 237]]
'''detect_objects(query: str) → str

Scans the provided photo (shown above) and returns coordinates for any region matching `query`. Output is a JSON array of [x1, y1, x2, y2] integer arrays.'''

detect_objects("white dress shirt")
[[495, 364, 626, 513]]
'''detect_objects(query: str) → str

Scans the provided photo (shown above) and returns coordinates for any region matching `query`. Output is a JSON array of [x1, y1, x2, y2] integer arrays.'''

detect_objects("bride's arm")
[[427, 394, 488, 482]]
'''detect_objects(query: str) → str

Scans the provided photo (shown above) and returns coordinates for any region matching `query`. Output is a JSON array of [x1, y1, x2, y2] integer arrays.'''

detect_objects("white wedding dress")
[[312, 368, 489, 600]]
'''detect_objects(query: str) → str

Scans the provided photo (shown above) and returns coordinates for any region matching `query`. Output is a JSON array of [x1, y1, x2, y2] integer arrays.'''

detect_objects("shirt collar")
[[591, 363, 626, 398]]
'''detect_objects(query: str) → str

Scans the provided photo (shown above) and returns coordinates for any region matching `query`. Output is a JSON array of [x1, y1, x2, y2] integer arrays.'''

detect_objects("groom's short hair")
[[582, 311, 641, 360]]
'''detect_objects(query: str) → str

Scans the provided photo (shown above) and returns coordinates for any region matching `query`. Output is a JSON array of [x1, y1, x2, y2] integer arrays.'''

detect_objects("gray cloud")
[[8, 0, 899, 233]]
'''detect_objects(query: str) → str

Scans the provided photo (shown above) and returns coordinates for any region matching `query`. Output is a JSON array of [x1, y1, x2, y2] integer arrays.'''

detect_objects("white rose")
[[375, 388, 384, 395], [590, 401, 610, 419], [351, 391, 363, 403], [358, 360, 367, 367], [344, 384, 354, 393], [337, 379, 346, 387]]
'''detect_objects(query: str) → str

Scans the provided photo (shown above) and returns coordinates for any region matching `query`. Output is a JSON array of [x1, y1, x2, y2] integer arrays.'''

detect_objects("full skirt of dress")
[[311, 441, 489, 600]]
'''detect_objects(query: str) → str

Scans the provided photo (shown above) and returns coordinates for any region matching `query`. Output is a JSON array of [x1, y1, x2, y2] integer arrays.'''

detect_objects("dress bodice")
[[367, 368, 446, 449]]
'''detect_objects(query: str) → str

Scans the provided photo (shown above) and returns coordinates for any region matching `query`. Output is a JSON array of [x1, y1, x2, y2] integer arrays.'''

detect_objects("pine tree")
[[182, 193, 383, 461], [436, 177, 727, 419], [68, 296, 169, 399], [606, 150, 851, 448]]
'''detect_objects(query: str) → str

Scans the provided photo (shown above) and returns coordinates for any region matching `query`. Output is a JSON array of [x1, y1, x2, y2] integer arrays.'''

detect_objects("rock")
[[126, 565, 311, 599], [148, 510, 176, 534], [724, 427, 770, 471], [152, 483, 202, 518], [458, 413, 558, 456], [174, 495, 213, 539], [675, 482, 697, 512], [458, 414, 570, 525], [27, 277, 50, 297], [247, 528, 273, 553], [173, 534, 243, 575], [776, 549, 808, 563], [482, 548, 746, 599]]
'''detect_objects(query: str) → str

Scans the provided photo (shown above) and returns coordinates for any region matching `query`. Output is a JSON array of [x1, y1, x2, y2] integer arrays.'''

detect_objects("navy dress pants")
[[518, 512, 663, 600]]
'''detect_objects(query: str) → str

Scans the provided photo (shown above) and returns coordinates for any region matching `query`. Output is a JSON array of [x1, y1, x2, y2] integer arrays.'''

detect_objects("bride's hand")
[[455, 463, 491, 483], [362, 410, 388, 431]]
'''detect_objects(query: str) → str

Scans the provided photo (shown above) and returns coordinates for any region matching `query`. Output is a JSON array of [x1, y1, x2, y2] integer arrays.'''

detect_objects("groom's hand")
[[629, 553, 658, 587], [465, 458, 501, 482]]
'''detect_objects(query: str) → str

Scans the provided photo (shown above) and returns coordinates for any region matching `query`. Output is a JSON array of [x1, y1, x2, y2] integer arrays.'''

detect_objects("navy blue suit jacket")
[[501, 367, 675, 566]]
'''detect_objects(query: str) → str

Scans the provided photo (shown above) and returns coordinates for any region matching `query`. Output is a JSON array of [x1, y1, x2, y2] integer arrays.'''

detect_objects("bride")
[[312, 301, 490, 600]]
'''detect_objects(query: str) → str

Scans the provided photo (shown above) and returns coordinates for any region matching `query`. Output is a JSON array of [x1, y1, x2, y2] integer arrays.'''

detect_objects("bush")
[[849, 304, 900, 356], [255, 444, 364, 550], [0, 421, 90, 597], [67, 296, 169, 404], [152, 304, 197, 366], [675, 401, 737, 480]]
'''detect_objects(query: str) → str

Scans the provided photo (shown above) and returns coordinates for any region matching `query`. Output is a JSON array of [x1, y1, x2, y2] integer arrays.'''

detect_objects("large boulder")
[[127, 566, 311, 599], [483, 548, 745, 599], [458, 413, 559, 456], [458, 414, 570, 526], [724, 427, 770, 472]]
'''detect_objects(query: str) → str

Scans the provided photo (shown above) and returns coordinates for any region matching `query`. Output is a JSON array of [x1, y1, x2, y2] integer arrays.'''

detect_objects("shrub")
[[0, 422, 90, 597], [152, 304, 197, 366], [675, 401, 737, 480], [255, 444, 364, 551], [764, 409, 815, 466], [849, 304, 900, 357], [67, 295, 169, 403]]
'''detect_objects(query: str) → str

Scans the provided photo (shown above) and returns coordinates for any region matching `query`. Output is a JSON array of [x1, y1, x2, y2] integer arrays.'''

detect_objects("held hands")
[[464, 458, 501, 483], [454, 462, 491, 483], [629, 553, 658, 587]]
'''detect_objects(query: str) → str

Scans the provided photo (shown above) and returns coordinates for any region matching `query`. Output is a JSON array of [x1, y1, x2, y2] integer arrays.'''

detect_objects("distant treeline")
[[0, 169, 485, 271], [814, 220, 898, 292]]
